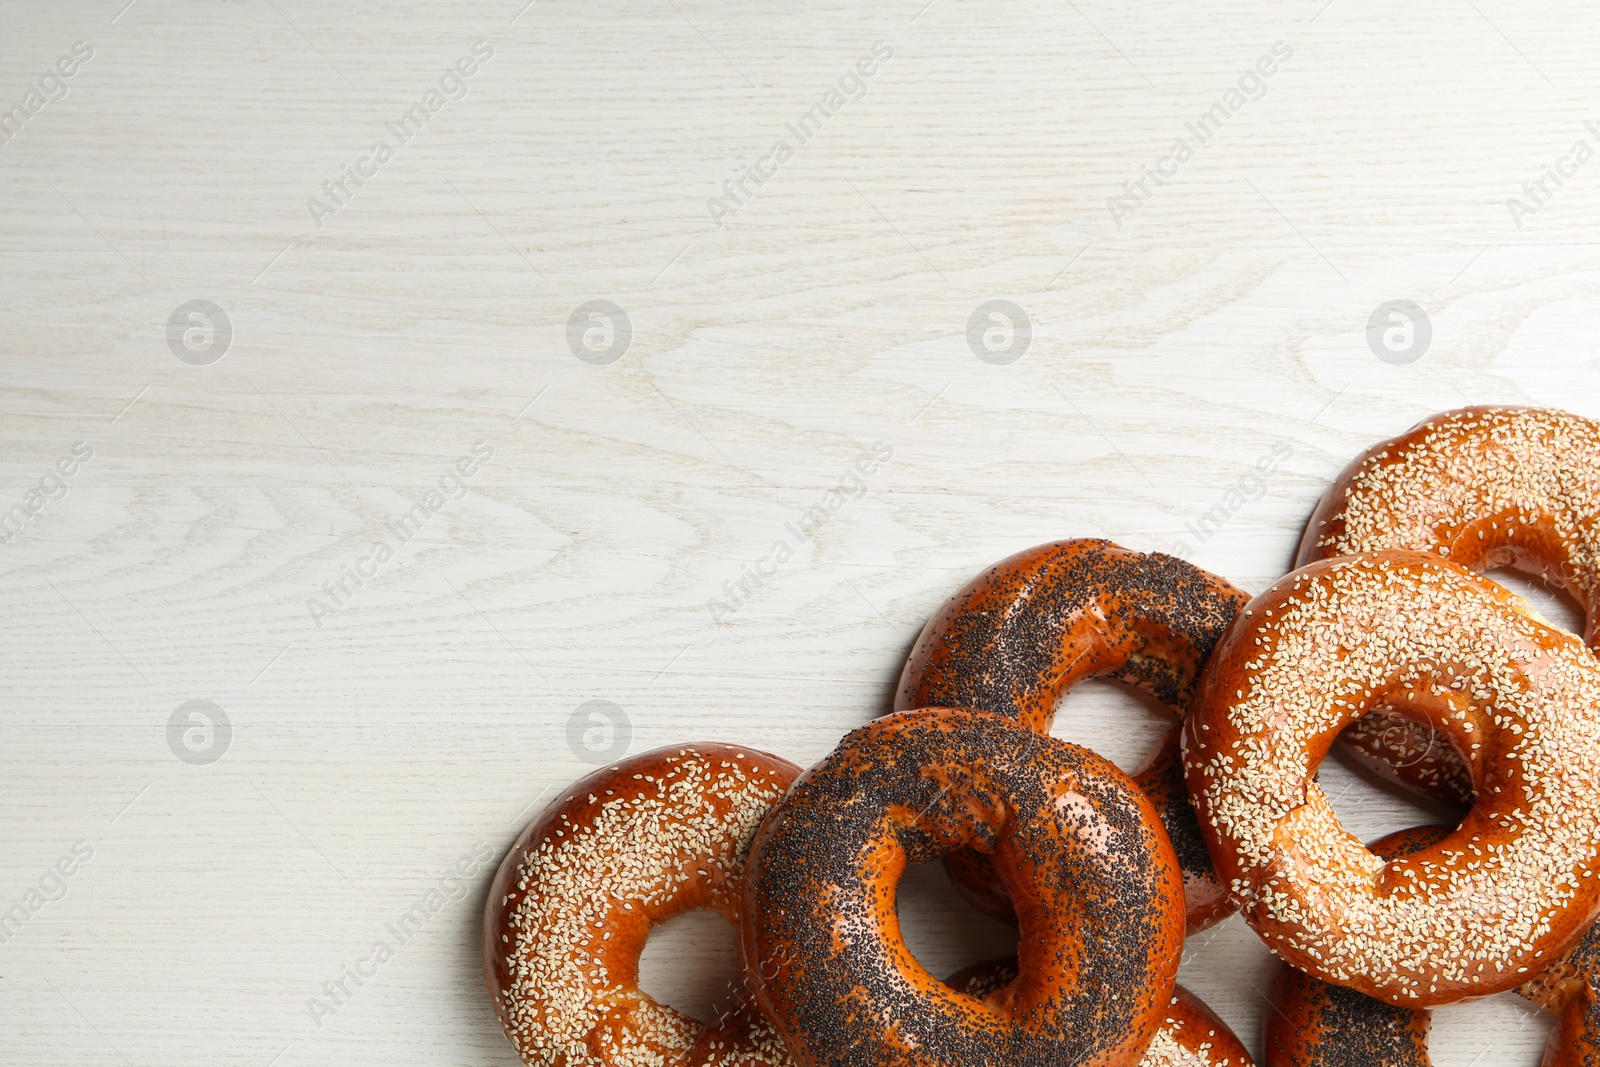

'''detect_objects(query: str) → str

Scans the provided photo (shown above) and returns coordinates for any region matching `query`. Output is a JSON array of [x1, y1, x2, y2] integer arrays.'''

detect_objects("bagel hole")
[[636, 909, 742, 1024], [1046, 677, 1172, 775], [1486, 567, 1586, 639], [1428, 990, 1554, 1064], [1319, 741, 1461, 846], [896, 859, 1020, 986]]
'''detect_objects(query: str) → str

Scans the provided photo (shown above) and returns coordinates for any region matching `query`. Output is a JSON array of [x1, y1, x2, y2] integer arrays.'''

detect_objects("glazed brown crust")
[[1132, 726, 1235, 931], [1298, 406, 1600, 802], [1185, 551, 1600, 1006], [1263, 825, 1600, 1066], [895, 539, 1248, 931], [483, 744, 801, 1066], [1266, 965, 1430, 1067], [1296, 406, 1600, 648], [1264, 827, 1446, 1067], [935, 727, 1231, 933], [1149, 984, 1254, 1067], [898, 539, 1248, 720], [948, 959, 1255, 1066], [743, 708, 1186, 1067], [1546, 983, 1600, 1067], [1259, 805, 1600, 1065]]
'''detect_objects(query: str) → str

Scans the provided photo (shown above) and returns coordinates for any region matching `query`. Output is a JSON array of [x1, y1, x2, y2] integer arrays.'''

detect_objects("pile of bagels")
[[481, 405, 1600, 1067]]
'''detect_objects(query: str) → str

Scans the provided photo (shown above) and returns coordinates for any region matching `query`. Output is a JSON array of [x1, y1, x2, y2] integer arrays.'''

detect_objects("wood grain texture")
[[1, 0, 1592, 1062]]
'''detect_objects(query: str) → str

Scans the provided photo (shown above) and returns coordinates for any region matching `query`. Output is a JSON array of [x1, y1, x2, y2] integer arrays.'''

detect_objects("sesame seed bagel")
[[1267, 823, 1600, 1066], [1263, 826, 1445, 1067], [483, 744, 801, 1067], [743, 707, 1186, 1067], [1297, 405, 1600, 645], [1297, 406, 1600, 803], [1185, 551, 1600, 1006], [895, 538, 1248, 931], [947, 958, 1255, 1067]]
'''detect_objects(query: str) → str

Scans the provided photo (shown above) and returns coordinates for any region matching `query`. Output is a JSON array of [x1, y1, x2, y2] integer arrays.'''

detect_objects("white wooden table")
[[4, 0, 1597, 1062]]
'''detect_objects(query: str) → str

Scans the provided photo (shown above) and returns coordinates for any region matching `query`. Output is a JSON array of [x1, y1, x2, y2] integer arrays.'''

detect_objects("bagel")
[[1264, 826, 1444, 1066], [483, 744, 800, 1066], [1267, 824, 1600, 1066], [1185, 551, 1600, 1006], [1298, 405, 1600, 646], [744, 707, 1186, 1067], [948, 958, 1254, 1066], [1298, 405, 1600, 802], [896, 538, 1247, 930]]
